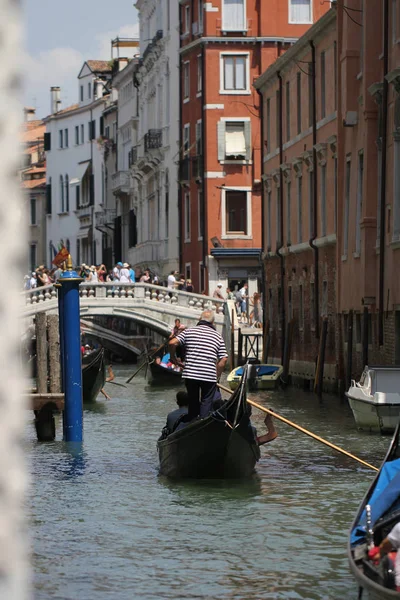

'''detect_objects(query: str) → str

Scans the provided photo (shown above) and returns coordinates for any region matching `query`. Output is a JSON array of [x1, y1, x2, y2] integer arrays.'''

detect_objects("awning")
[[70, 161, 90, 186]]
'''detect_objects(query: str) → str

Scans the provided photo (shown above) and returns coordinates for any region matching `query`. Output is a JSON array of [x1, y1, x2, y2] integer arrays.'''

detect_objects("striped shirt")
[[176, 323, 227, 382]]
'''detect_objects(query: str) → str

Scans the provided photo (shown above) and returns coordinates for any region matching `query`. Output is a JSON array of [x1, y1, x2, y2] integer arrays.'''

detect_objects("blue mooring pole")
[[58, 255, 83, 442]]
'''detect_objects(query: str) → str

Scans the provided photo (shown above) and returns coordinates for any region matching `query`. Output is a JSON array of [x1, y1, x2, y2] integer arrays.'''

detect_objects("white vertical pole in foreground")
[[0, 0, 29, 598]]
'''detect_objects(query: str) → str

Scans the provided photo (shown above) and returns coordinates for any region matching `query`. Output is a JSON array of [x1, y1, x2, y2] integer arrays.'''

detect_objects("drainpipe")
[[178, 54, 183, 275], [201, 45, 208, 293], [90, 107, 95, 265], [277, 71, 285, 364], [256, 80, 267, 339], [379, 0, 389, 346], [309, 40, 320, 339]]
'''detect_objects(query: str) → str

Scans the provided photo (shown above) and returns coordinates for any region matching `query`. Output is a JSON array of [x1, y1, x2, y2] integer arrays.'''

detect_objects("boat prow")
[[227, 363, 283, 391]]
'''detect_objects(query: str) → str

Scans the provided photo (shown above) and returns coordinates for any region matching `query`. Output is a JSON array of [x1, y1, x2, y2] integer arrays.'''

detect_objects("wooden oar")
[[125, 342, 166, 383], [217, 383, 379, 472]]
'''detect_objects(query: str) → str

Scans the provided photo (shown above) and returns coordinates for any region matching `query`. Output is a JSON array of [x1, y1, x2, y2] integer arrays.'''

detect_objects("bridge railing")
[[22, 282, 225, 315]]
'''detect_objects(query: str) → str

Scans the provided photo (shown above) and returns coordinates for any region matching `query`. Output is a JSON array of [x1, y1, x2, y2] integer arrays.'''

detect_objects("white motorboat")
[[346, 366, 400, 434]]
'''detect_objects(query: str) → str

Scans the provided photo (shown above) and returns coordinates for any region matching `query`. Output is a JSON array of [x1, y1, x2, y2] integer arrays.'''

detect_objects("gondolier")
[[169, 309, 228, 420]]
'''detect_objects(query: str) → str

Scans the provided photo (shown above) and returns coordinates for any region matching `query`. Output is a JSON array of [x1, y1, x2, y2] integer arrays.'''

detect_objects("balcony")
[[111, 171, 131, 194], [144, 129, 162, 152], [128, 147, 138, 167], [179, 157, 190, 182], [191, 156, 203, 180], [95, 209, 116, 227]]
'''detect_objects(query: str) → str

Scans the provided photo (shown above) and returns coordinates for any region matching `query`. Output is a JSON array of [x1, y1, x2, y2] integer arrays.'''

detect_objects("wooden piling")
[[346, 310, 354, 392], [230, 309, 235, 370], [238, 328, 243, 366], [362, 306, 369, 369], [262, 320, 270, 363], [281, 319, 294, 385], [35, 313, 48, 394], [48, 314, 61, 393], [314, 318, 328, 396]]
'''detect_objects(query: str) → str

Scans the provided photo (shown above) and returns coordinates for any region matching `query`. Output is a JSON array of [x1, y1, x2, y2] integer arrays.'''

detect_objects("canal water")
[[27, 367, 390, 600]]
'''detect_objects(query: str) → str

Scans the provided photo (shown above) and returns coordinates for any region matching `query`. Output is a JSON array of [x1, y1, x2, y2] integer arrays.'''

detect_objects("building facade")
[[128, 0, 180, 278], [255, 9, 338, 386], [179, 0, 328, 295], [21, 108, 47, 271]]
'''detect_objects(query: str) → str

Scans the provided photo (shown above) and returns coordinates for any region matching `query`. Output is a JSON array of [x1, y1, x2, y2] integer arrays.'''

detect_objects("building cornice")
[[43, 96, 108, 123], [254, 9, 336, 91], [179, 36, 299, 56]]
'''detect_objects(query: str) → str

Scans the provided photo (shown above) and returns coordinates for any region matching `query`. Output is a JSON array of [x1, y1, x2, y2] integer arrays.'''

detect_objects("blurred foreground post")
[[0, 0, 29, 597]]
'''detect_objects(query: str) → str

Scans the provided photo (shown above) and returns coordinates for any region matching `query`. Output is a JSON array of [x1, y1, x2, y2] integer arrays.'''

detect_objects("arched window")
[[65, 174, 69, 212], [59, 175, 64, 212]]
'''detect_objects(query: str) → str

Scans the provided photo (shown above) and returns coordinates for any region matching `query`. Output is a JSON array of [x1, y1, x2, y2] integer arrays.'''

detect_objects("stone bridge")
[[21, 282, 232, 347]]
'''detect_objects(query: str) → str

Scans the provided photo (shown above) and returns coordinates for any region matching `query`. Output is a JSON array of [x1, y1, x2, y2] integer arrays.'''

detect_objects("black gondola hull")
[[157, 371, 260, 479], [82, 348, 106, 404], [149, 361, 183, 386]]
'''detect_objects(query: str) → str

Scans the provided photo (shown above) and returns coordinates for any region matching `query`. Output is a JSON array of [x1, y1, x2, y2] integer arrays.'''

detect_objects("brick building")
[[179, 0, 328, 295], [256, 1, 400, 391], [255, 9, 338, 388]]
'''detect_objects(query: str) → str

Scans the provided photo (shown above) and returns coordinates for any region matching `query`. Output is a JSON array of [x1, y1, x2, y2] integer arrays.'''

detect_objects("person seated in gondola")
[[368, 521, 400, 591], [164, 391, 189, 434]]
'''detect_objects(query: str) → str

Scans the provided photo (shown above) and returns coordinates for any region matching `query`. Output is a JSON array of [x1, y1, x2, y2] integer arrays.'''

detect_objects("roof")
[[23, 166, 46, 175], [21, 178, 46, 189], [210, 248, 262, 258], [56, 103, 80, 115], [86, 60, 112, 74], [21, 122, 45, 144]]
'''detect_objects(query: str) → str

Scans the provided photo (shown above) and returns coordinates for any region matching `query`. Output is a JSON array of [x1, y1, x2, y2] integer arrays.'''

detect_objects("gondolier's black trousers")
[[184, 379, 218, 420]]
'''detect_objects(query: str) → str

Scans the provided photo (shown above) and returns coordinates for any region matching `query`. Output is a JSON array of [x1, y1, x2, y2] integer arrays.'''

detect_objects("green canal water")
[[27, 367, 391, 600]]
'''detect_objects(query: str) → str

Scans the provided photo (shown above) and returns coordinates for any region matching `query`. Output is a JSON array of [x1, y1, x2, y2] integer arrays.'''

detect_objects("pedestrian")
[[169, 309, 228, 420], [29, 272, 37, 289], [237, 283, 248, 323], [113, 262, 122, 280], [177, 274, 186, 290], [368, 521, 400, 591], [140, 269, 151, 283], [167, 270, 177, 290], [97, 264, 107, 282], [213, 283, 225, 300], [226, 287, 234, 300], [120, 263, 131, 283], [129, 264, 136, 283], [185, 279, 194, 293]]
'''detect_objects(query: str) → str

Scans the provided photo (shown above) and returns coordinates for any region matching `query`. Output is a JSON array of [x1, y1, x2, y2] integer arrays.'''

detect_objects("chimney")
[[50, 86, 61, 114], [23, 107, 36, 122]]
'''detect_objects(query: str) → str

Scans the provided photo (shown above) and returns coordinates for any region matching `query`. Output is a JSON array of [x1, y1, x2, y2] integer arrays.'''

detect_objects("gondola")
[[82, 347, 106, 403], [149, 352, 183, 385], [157, 365, 260, 478], [348, 421, 400, 598]]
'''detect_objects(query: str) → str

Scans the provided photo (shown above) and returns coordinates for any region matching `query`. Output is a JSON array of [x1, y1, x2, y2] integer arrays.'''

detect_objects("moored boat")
[[346, 366, 400, 434], [149, 352, 183, 385], [157, 365, 260, 478], [82, 347, 106, 403], [348, 422, 400, 598], [227, 363, 283, 391]]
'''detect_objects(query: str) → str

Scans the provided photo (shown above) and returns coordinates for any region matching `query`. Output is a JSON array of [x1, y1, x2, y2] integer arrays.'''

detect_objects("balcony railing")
[[128, 147, 138, 167], [96, 208, 116, 227], [179, 157, 190, 182], [144, 129, 162, 152], [191, 155, 203, 179]]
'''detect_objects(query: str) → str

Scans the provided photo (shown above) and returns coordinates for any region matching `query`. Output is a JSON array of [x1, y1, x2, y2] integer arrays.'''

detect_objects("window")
[[297, 175, 303, 243], [196, 120, 202, 155], [198, 190, 204, 239], [183, 62, 190, 100], [289, 0, 312, 24], [184, 191, 191, 241], [286, 81, 291, 141], [310, 282, 315, 329], [266, 98, 271, 153], [334, 156, 338, 233], [321, 51, 326, 119], [59, 130, 63, 149], [92, 120, 96, 140], [308, 170, 314, 238], [225, 190, 247, 234], [297, 72, 302, 134], [276, 186, 282, 244], [217, 120, 251, 161], [394, 129, 400, 241], [322, 281, 328, 317], [76, 185, 80, 210], [334, 41, 337, 111], [64, 129, 68, 148], [199, 262, 204, 294], [81, 124, 84, 144], [320, 164, 327, 237], [197, 55, 202, 93], [46, 178, 52, 215], [276, 90, 281, 149], [221, 54, 248, 92], [343, 157, 351, 257], [308, 62, 314, 127], [80, 85, 84, 101], [286, 180, 292, 245], [222, 0, 245, 31], [65, 174, 69, 212], [299, 284, 304, 329], [267, 190, 272, 250], [288, 287, 293, 321], [60, 175, 64, 213], [184, 4, 190, 33], [44, 132, 51, 151], [183, 124, 190, 154], [30, 244, 37, 273], [30, 197, 36, 225], [128, 209, 137, 248], [88, 82, 92, 99], [355, 152, 364, 254], [75, 126, 79, 145], [198, 0, 204, 32]]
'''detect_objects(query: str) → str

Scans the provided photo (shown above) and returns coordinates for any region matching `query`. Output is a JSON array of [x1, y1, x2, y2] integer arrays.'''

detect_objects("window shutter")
[[244, 120, 251, 161], [89, 174, 95, 206], [217, 120, 226, 161], [129, 209, 137, 247], [46, 183, 52, 214], [44, 132, 51, 151], [76, 185, 80, 210], [100, 116, 104, 136], [92, 120, 96, 140]]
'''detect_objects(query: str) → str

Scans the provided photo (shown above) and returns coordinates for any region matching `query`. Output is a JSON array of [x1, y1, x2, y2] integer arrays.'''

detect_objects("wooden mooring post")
[[230, 309, 235, 370], [346, 310, 354, 393], [314, 318, 328, 396], [31, 314, 63, 442], [262, 320, 270, 363], [281, 319, 294, 386]]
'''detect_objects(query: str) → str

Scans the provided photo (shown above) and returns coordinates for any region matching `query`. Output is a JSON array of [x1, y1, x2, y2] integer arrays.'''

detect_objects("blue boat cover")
[[351, 457, 400, 545], [235, 365, 280, 377]]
